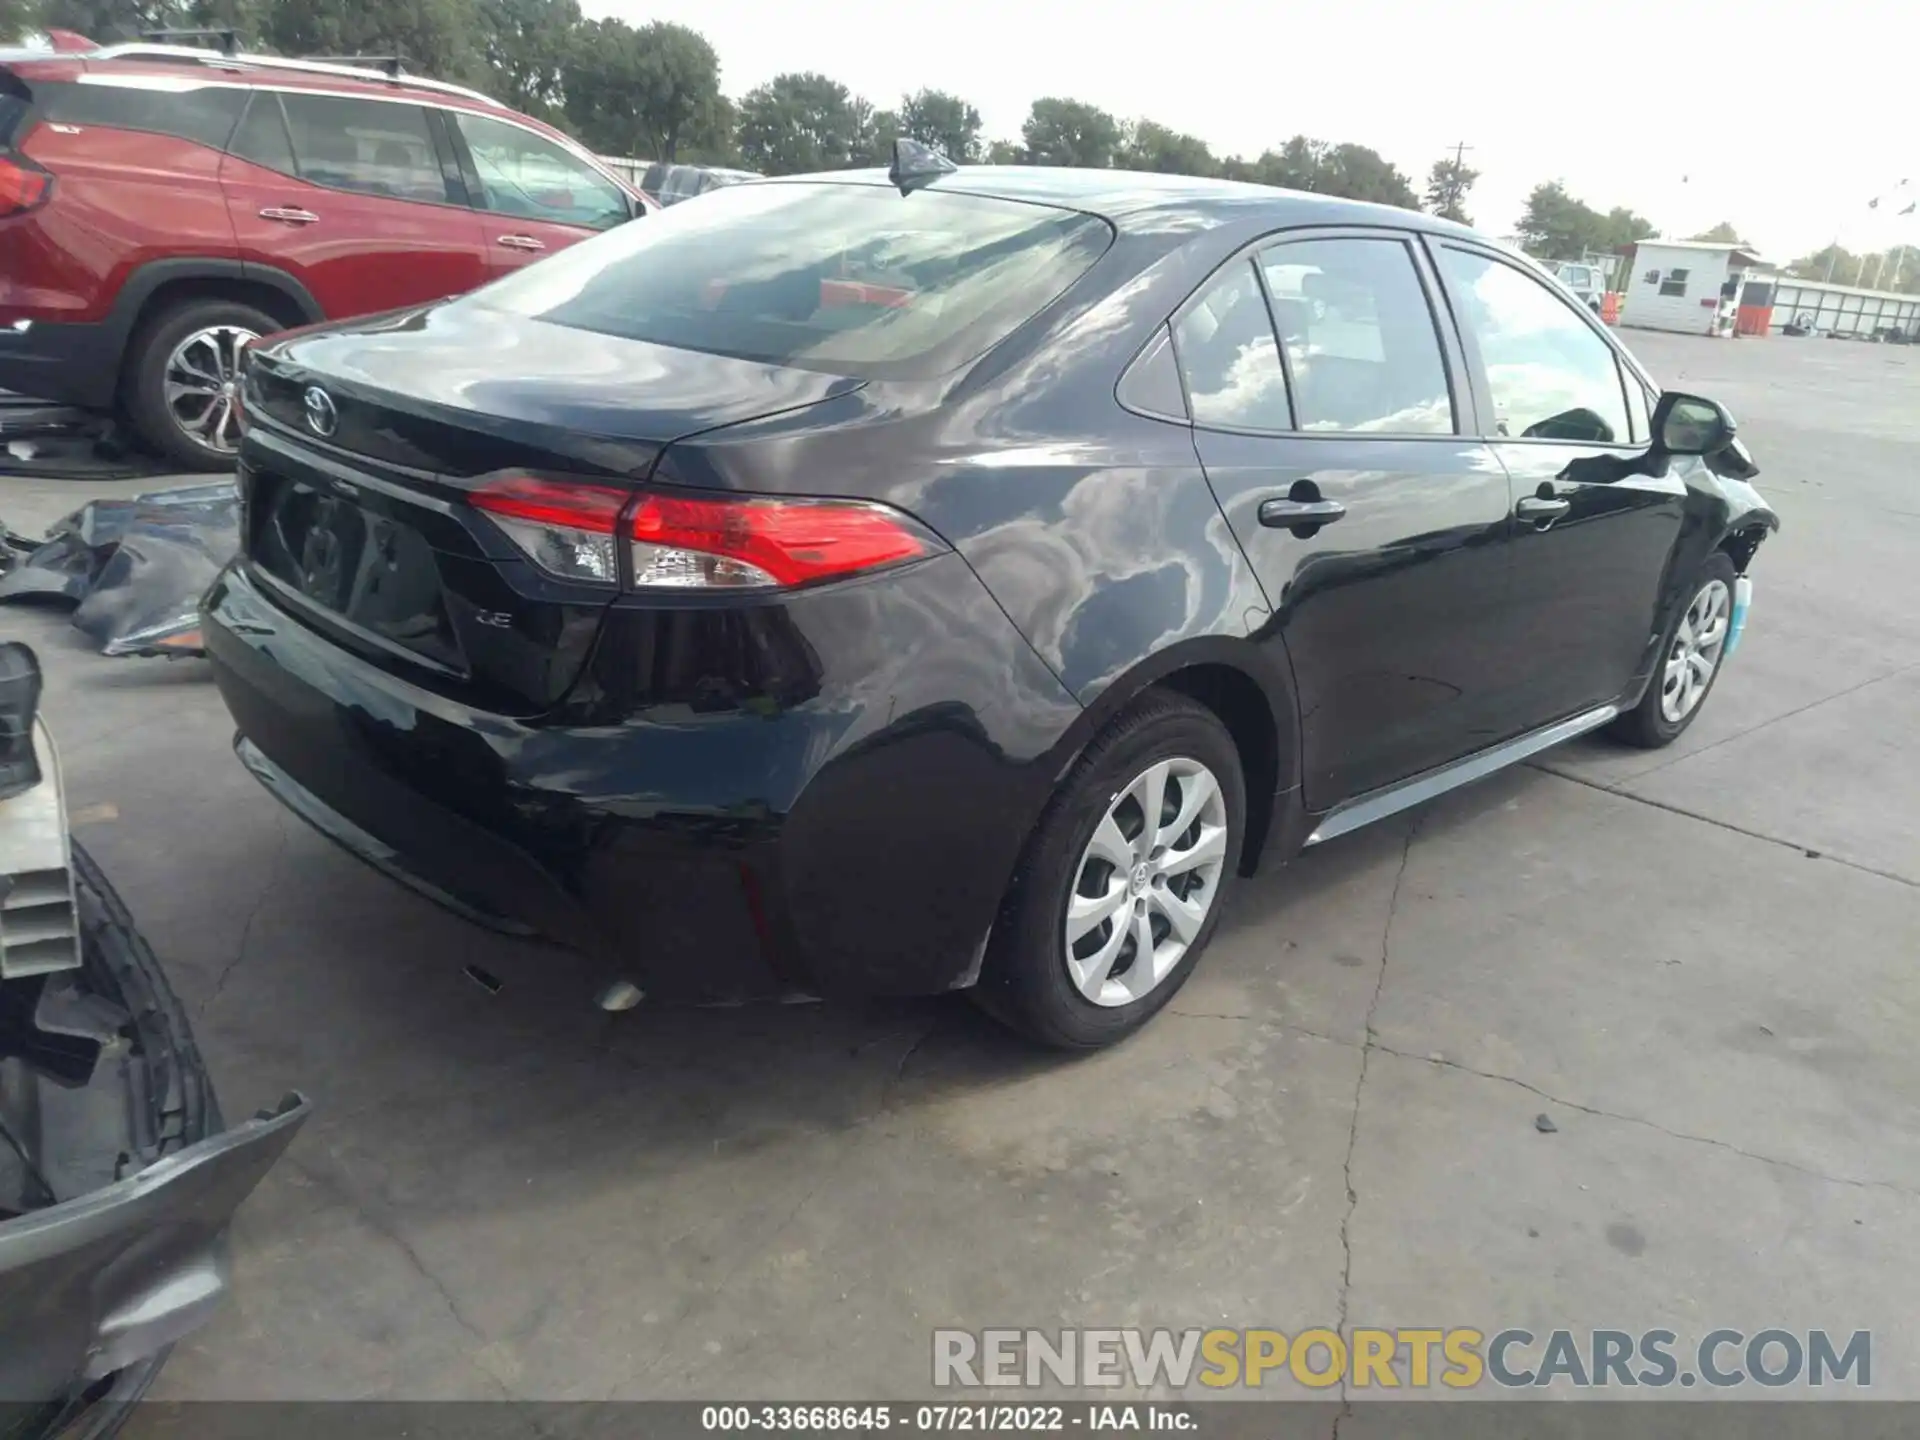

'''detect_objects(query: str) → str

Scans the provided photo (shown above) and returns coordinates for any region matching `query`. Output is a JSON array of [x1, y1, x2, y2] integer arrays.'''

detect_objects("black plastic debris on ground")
[[0, 390, 172, 482], [0, 482, 238, 657]]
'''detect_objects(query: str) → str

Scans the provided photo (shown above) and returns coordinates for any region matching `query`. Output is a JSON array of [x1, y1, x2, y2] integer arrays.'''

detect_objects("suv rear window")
[[468, 180, 1112, 380], [36, 79, 244, 150], [0, 70, 29, 148]]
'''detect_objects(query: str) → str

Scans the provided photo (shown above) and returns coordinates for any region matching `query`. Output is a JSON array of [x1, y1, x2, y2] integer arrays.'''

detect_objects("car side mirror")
[[1652, 392, 1735, 456]]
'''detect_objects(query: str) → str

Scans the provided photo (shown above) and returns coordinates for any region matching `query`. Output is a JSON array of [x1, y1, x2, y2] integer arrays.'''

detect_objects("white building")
[[1618, 239, 1766, 335]]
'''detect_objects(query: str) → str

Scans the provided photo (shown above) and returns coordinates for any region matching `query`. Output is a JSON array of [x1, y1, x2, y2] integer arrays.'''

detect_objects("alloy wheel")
[[1660, 578, 1731, 723], [162, 326, 257, 456], [1064, 757, 1229, 1007]]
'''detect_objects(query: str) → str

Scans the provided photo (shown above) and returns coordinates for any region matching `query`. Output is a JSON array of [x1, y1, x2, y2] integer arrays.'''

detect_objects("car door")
[[1178, 230, 1518, 810], [442, 109, 633, 277], [219, 89, 490, 319], [1427, 242, 1687, 727]]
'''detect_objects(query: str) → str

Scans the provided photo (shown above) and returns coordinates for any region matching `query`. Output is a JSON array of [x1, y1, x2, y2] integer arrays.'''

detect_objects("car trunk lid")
[[236, 304, 864, 715]]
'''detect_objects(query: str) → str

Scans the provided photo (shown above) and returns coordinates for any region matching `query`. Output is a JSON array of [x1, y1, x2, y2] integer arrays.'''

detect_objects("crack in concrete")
[[1611, 656, 1920, 784], [281, 1152, 515, 1394], [200, 816, 291, 1017], [1331, 816, 1420, 1436], [882, 1018, 942, 1109], [1534, 764, 1918, 890], [1372, 1044, 1920, 1200]]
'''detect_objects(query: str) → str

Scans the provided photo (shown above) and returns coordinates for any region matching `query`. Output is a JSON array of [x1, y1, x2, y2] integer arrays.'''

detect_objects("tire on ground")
[[975, 689, 1246, 1049], [1607, 550, 1740, 749], [122, 298, 277, 471]]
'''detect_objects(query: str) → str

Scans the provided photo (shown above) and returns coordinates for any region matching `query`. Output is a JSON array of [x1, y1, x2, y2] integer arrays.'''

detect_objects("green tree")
[[1319, 142, 1418, 207], [1789, 243, 1858, 284], [1517, 182, 1654, 259], [1688, 221, 1745, 243], [1802, 245, 1920, 293], [562, 18, 725, 162], [735, 71, 869, 175], [1424, 153, 1478, 223], [1, 0, 37, 40], [895, 87, 981, 163], [477, 0, 580, 123], [864, 108, 902, 164], [262, 0, 481, 84], [35, 0, 179, 40], [1516, 181, 1587, 257], [1597, 205, 1657, 251], [1217, 137, 1415, 208], [1117, 120, 1217, 177], [984, 138, 1024, 165], [1019, 96, 1122, 168]]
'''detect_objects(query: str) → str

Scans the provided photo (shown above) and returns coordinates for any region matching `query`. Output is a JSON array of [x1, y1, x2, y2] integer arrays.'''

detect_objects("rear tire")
[[974, 691, 1245, 1049], [1608, 552, 1739, 749], [123, 299, 275, 472]]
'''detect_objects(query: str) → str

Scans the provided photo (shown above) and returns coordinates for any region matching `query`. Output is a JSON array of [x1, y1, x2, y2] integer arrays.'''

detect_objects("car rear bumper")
[[201, 557, 1081, 1004], [0, 319, 116, 410]]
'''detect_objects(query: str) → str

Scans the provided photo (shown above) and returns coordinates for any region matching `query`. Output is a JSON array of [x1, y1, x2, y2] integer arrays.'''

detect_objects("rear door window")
[[1256, 237, 1455, 435], [36, 78, 244, 149], [227, 92, 297, 176], [449, 111, 628, 229], [278, 93, 451, 204], [1171, 261, 1291, 431], [469, 180, 1113, 381]]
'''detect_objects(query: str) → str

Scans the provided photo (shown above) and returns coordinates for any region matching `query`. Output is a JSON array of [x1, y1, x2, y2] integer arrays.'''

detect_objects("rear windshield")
[[467, 180, 1113, 381]]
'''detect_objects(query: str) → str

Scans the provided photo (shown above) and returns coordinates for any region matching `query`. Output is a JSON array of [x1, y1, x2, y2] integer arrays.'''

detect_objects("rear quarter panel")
[[16, 125, 235, 321]]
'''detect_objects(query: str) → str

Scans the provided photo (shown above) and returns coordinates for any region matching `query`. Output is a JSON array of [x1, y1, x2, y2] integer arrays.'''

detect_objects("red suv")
[[0, 39, 650, 468]]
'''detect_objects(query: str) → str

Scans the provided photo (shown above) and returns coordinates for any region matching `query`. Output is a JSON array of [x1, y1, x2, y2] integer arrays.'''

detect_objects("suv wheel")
[[124, 299, 275, 471], [975, 691, 1245, 1049]]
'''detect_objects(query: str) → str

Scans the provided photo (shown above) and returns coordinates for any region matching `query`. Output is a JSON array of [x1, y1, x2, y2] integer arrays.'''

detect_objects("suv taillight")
[[470, 475, 944, 592], [0, 154, 51, 217]]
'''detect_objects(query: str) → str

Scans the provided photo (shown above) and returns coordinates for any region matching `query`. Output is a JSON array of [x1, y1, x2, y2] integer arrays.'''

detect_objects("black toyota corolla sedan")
[[204, 156, 1776, 1048]]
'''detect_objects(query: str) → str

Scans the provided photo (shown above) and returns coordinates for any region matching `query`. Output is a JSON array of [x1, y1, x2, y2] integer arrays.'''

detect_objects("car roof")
[[772, 165, 1485, 239]]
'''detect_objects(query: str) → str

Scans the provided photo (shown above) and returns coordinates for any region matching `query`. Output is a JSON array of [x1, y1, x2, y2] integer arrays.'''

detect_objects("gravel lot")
[[5, 327, 1917, 1407]]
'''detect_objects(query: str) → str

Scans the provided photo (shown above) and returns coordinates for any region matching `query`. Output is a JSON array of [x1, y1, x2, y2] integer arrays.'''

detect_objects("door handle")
[[1515, 496, 1572, 524], [1258, 498, 1347, 527], [497, 234, 545, 251], [258, 207, 319, 225]]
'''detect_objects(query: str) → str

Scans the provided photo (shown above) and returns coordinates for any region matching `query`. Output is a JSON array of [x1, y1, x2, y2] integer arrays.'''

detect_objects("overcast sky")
[[598, 0, 1915, 260]]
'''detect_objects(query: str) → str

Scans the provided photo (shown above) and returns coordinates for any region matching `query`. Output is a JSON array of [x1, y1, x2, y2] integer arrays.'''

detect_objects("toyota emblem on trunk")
[[303, 386, 338, 438]]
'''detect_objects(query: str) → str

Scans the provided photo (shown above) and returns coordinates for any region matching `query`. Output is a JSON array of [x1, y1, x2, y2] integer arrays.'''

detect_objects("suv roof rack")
[[137, 27, 241, 56], [89, 41, 500, 107]]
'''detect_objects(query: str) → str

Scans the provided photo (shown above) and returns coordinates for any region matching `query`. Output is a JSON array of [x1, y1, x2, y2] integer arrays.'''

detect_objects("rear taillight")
[[0, 155, 52, 218], [471, 475, 627, 584], [470, 475, 942, 591]]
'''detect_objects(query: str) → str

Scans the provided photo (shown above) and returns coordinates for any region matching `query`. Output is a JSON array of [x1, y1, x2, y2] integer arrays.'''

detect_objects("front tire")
[[976, 691, 1245, 1049], [1608, 552, 1739, 748], [123, 299, 274, 471]]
